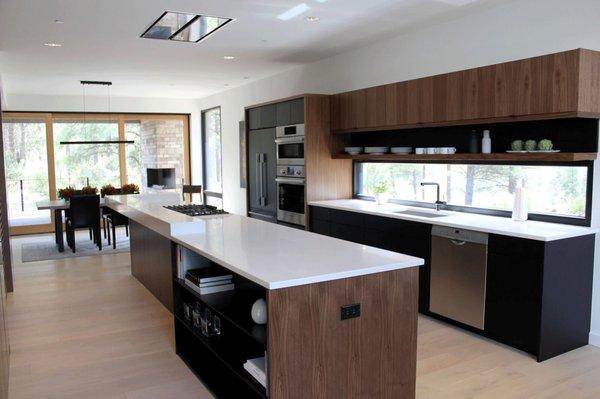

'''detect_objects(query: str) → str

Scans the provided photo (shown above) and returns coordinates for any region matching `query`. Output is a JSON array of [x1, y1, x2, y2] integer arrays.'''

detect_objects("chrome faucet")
[[420, 182, 447, 211]]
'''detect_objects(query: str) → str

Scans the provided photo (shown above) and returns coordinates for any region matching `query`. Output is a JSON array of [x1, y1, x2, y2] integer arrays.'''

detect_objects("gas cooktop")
[[164, 204, 228, 217]]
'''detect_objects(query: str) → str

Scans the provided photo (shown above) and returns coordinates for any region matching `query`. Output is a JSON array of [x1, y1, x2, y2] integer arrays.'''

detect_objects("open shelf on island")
[[174, 277, 267, 347], [175, 315, 267, 399], [332, 152, 598, 162]]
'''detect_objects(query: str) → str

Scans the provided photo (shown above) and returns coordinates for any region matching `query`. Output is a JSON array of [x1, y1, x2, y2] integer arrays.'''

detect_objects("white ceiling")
[[0, 0, 509, 99]]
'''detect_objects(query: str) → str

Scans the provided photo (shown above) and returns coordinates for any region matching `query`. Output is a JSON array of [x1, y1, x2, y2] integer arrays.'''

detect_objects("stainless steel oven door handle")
[[275, 137, 304, 144], [275, 177, 305, 185]]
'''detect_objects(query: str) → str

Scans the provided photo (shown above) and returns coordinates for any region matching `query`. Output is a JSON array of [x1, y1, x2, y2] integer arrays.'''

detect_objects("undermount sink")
[[394, 209, 448, 218]]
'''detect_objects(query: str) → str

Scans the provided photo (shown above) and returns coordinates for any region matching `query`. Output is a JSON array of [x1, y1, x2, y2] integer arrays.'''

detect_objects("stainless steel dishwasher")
[[429, 226, 488, 330]]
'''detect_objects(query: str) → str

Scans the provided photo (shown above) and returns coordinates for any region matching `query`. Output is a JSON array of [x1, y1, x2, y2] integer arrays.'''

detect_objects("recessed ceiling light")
[[223, 56, 235, 60], [44, 42, 62, 47], [141, 11, 233, 43], [277, 3, 310, 21], [306, 16, 320, 22], [54, 19, 64, 24]]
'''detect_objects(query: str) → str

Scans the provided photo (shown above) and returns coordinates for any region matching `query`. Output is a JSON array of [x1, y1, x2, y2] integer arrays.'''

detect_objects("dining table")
[[36, 198, 106, 252]]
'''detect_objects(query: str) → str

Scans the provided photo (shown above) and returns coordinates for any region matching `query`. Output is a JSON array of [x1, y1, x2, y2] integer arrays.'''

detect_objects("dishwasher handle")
[[431, 225, 488, 245]]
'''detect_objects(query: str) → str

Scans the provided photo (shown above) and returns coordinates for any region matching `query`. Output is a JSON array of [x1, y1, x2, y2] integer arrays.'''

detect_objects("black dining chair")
[[104, 209, 129, 249], [102, 188, 122, 240], [66, 194, 101, 252]]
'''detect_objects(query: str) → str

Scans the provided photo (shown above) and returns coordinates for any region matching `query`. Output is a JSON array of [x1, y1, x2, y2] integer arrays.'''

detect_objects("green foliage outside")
[[360, 162, 586, 218]]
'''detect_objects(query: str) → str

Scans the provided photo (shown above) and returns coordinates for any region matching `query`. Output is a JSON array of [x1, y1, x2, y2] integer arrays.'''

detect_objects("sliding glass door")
[[1, 115, 52, 231], [124, 121, 142, 187], [53, 118, 121, 188], [1, 112, 190, 235]]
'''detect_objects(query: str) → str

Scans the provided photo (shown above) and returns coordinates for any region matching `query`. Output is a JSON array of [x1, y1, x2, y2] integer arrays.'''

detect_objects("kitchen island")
[[106, 193, 424, 398]]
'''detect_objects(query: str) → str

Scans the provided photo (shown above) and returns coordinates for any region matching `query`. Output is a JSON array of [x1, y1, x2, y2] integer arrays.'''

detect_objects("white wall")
[[195, 0, 600, 345], [4, 93, 203, 185]]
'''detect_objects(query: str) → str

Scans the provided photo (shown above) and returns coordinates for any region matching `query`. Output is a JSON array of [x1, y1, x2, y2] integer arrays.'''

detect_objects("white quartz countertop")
[[309, 199, 597, 242], [106, 193, 424, 289]]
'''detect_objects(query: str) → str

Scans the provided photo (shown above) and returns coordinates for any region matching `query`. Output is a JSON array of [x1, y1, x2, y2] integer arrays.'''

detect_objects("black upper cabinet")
[[248, 108, 261, 130], [260, 105, 277, 128], [290, 98, 304, 125], [276, 101, 292, 126], [248, 104, 277, 130], [276, 99, 304, 126]]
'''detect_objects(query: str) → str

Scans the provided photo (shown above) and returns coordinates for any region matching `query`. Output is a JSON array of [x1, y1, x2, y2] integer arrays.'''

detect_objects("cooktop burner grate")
[[164, 204, 228, 216]]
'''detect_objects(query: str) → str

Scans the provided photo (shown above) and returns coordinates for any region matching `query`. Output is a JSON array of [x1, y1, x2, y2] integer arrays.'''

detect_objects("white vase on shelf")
[[251, 298, 267, 325]]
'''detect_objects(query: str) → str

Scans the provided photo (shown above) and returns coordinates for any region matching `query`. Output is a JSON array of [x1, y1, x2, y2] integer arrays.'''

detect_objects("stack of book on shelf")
[[243, 356, 266, 388], [185, 266, 234, 295]]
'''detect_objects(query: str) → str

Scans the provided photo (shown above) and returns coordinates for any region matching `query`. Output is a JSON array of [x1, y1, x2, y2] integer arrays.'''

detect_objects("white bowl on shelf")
[[344, 146, 363, 155]]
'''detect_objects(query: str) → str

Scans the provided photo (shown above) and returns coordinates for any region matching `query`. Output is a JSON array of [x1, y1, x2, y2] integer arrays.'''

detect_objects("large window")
[[202, 107, 222, 207], [2, 116, 51, 227], [1, 112, 190, 234], [53, 119, 121, 188], [356, 162, 590, 222], [124, 121, 142, 188]]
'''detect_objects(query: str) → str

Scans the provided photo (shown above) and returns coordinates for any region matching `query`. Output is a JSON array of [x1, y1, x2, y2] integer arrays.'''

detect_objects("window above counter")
[[354, 161, 592, 225]]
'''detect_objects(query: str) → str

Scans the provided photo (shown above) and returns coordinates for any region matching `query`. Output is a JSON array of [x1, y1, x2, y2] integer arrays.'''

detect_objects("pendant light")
[[60, 81, 134, 145]]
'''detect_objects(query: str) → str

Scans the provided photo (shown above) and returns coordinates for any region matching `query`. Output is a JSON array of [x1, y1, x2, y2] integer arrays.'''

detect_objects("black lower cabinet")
[[309, 205, 595, 362], [485, 234, 595, 361], [485, 235, 544, 355], [309, 206, 432, 312]]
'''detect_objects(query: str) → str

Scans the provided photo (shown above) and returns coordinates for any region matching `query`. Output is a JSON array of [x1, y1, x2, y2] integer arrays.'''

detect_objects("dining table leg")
[[54, 209, 64, 252]]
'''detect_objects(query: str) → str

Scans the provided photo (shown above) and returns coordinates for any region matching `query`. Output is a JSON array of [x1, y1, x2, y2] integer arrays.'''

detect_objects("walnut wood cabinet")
[[331, 48, 600, 132]]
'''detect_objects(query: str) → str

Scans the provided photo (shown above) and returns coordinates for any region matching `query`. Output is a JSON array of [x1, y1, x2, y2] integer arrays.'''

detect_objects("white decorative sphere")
[[251, 298, 267, 324]]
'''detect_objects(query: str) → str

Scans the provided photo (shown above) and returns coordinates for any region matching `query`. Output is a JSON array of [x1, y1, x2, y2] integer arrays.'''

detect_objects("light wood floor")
[[6, 233, 600, 398]]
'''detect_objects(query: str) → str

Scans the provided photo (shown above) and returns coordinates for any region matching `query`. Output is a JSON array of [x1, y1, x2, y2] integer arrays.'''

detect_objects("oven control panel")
[[277, 165, 305, 178]]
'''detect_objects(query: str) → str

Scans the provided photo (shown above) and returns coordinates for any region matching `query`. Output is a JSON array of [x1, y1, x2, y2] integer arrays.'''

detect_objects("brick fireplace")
[[140, 119, 184, 190]]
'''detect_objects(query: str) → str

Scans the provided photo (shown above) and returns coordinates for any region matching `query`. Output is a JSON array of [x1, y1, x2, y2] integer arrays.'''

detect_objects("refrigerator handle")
[[261, 154, 268, 206], [256, 154, 262, 205]]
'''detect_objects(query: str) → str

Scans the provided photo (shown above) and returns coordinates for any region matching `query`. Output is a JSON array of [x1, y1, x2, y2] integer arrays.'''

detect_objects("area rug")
[[21, 234, 130, 263]]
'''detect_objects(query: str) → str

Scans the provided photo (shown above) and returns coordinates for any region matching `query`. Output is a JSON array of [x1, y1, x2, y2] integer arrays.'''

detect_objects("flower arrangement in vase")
[[81, 185, 98, 195], [371, 181, 391, 205], [58, 186, 76, 200], [121, 183, 139, 195], [101, 184, 116, 197]]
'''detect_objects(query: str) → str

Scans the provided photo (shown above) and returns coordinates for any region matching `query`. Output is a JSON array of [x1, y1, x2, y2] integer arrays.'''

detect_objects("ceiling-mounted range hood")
[[141, 11, 233, 43]]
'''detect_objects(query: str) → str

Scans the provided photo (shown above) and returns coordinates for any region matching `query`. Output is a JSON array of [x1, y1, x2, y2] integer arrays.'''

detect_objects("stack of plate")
[[390, 147, 413, 154], [364, 147, 389, 155], [344, 147, 363, 155]]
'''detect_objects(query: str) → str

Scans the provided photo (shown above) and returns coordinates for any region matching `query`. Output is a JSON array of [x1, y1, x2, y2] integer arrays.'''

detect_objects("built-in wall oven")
[[275, 124, 305, 166], [276, 165, 305, 226]]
